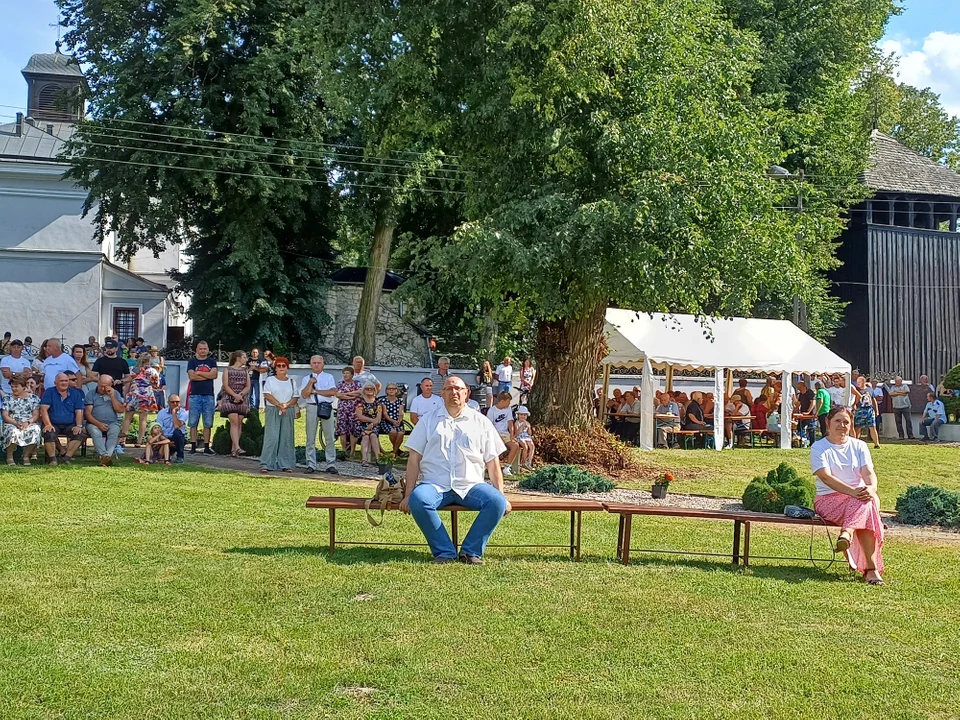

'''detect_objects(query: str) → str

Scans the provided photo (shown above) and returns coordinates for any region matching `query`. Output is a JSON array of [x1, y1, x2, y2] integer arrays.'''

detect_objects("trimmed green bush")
[[212, 410, 264, 456], [896, 485, 960, 528], [518, 464, 615, 494], [942, 363, 960, 390], [741, 462, 815, 514]]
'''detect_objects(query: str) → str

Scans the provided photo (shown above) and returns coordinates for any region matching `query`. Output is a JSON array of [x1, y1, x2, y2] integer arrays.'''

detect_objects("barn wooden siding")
[[868, 225, 960, 383]]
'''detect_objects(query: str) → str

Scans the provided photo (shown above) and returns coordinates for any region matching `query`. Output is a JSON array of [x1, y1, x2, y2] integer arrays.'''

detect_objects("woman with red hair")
[[810, 406, 885, 585], [260, 357, 297, 473]]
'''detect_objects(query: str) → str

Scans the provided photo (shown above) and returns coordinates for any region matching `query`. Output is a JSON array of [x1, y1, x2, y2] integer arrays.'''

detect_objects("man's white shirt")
[[0, 355, 31, 394], [495, 364, 512, 382], [42, 354, 80, 381], [410, 392, 443, 418], [299, 371, 336, 406], [406, 405, 507, 498]]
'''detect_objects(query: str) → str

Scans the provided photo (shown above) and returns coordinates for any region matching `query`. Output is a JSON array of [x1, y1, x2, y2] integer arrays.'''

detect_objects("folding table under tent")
[[601, 309, 852, 450]]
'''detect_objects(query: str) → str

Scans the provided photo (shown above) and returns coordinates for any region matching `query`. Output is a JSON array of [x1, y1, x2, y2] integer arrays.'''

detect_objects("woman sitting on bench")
[[810, 406, 885, 586]]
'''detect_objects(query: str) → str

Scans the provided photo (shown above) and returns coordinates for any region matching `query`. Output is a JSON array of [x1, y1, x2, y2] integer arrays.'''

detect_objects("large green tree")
[[57, 0, 338, 350], [413, 0, 890, 428]]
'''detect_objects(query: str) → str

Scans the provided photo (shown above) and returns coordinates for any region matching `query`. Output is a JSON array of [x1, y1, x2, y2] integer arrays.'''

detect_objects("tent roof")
[[603, 309, 851, 374]]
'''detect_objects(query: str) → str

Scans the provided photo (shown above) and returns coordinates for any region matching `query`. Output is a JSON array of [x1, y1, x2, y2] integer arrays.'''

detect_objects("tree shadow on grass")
[[624, 553, 854, 583]]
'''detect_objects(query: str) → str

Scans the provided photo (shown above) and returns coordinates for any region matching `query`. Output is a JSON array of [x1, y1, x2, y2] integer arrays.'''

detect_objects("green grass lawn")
[[624, 443, 960, 511], [1, 462, 959, 718]]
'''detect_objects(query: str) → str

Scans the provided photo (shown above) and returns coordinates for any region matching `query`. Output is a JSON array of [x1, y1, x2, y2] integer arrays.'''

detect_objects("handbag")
[[289, 379, 302, 419], [317, 403, 333, 420], [784, 505, 816, 520]]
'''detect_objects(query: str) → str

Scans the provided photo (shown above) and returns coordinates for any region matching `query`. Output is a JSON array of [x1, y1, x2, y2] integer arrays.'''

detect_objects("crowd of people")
[[599, 370, 955, 449], [1, 333, 539, 474]]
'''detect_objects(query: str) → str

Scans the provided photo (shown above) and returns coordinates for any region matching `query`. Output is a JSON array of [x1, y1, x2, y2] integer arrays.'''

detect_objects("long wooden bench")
[[603, 503, 840, 567], [305, 496, 605, 559]]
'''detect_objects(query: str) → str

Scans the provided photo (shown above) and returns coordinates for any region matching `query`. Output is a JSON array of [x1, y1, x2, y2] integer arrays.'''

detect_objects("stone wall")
[[323, 285, 428, 366]]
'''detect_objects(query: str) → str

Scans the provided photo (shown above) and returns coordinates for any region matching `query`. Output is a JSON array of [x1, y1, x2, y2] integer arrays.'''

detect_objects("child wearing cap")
[[514, 406, 535, 470]]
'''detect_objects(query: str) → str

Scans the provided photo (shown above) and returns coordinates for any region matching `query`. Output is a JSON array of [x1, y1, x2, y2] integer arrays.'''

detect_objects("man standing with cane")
[[300, 355, 339, 474], [400, 376, 511, 564]]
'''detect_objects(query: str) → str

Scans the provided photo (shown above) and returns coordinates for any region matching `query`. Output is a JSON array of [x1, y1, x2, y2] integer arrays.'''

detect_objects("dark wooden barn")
[[830, 130, 960, 383]]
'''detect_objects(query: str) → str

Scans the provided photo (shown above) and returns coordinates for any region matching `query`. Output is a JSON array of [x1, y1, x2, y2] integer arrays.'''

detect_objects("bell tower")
[[21, 42, 85, 123]]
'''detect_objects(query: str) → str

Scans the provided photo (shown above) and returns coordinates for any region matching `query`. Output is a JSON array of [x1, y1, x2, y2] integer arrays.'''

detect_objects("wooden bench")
[[673, 429, 715, 449], [305, 496, 605, 559], [603, 503, 839, 567]]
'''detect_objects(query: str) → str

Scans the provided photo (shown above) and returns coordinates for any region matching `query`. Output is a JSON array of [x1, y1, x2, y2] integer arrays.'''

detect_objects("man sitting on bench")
[[39, 372, 86, 465], [401, 376, 511, 565]]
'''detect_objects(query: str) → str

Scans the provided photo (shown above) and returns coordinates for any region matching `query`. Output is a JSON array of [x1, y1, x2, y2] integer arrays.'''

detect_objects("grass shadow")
[[623, 552, 853, 583]]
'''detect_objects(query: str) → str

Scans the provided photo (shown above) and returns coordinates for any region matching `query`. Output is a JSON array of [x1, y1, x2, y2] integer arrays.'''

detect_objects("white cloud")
[[880, 32, 960, 118]]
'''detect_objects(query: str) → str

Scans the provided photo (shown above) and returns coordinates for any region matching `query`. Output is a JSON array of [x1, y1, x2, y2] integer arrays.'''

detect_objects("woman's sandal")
[[260, 468, 269, 474], [282, 468, 293, 473], [164, 460, 172, 466], [6, 461, 15, 466], [863, 567, 885, 586], [834, 532, 852, 554]]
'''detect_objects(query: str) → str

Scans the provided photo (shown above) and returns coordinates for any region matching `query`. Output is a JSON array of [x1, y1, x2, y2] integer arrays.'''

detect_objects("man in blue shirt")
[[156, 394, 189, 463], [186, 340, 218, 455], [40, 373, 86, 465], [920, 391, 947, 442]]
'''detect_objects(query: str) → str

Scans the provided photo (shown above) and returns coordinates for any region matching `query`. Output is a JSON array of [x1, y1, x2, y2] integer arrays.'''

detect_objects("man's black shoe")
[[458, 554, 483, 566], [433, 557, 457, 565], [203, 447, 216, 456], [325, 465, 339, 475], [303, 467, 315, 474]]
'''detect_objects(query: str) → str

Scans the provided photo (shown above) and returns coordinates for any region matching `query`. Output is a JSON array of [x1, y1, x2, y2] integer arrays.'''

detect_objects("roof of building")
[[0, 118, 74, 161], [862, 130, 960, 198], [22, 49, 84, 78], [330, 267, 406, 290]]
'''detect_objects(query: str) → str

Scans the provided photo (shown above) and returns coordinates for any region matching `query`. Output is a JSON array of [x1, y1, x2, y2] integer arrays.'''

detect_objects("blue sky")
[[1, 1, 958, 122]]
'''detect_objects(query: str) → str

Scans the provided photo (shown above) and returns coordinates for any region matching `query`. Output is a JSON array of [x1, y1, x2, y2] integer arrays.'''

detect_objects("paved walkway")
[[183, 451, 386, 487]]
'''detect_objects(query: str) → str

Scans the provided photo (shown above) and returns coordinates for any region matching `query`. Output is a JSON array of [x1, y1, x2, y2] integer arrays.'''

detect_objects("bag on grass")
[[365, 471, 406, 527]]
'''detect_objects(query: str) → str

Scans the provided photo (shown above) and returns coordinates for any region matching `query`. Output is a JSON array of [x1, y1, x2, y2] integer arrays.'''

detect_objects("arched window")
[[37, 84, 66, 114]]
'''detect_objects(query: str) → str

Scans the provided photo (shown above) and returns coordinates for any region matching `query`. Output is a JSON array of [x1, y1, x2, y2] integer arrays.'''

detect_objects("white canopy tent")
[[601, 309, 852, 450]]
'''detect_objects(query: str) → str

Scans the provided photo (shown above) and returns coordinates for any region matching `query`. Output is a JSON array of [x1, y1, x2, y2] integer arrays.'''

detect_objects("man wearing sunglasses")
[[156, 394, 189, 463]]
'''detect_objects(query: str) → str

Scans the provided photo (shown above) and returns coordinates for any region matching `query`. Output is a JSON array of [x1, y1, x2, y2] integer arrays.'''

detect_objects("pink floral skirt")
[[814, 492, 885, 574]]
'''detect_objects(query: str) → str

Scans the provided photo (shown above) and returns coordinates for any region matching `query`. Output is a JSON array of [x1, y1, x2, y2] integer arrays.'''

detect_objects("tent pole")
[[665, 366, 674, 393], [600, 363, 611, 425], [780, 370, 793, 450]]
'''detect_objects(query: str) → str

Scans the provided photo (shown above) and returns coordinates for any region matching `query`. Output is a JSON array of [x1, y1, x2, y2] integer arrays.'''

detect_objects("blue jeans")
[[188, 395, 215, 428], [920, 417, 944, 440], [408, 482, 508, 559], [498, 381, 512, 394], [250, 379, 261, 410]]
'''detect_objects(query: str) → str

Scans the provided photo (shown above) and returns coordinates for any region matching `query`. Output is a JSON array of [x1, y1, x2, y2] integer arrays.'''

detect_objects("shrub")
[[532, 422, 639, 478], [943, 396, 960, 422], [895, 485, 960, 528], [942, 363, 960, 391], [741, 462, 815, 514], [212, 410, 264, 456], [518, 464, 615, 494]]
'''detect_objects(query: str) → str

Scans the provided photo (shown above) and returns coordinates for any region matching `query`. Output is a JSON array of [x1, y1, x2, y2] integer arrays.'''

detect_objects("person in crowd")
[[355, 382, 382, 467], [300, 354, 338, 474], [187, 340, 218, 455], [605, 388, 623, 415], [92, 339, 130, 397], [919, 391, 947, 442], [134, 338, 149, 357], [759, 375, 777, 402], [826, 374, 845, 411], [519, 358, 536, 403], [918, 374, 936, 396], [247, 348, 268, 410], [794, 381, 816, 446], [156, 395, 188, 464], [70, 344, 96, 390], [22, 337, 37, 362], [138, 423, 172, 465], [431, 356, 452, 388], [379, 383, 406, 460], [335, 367, 363, 459], [654, 391, 682, 449], [514, 405, 535, 469], [494, 356, 513, 394], [410, 377, 443, 425], [352, 355, 381, 394], [26, 376, 40, 399], [476, 361, 495, 410], [701, 392, 715, 419], [2, 377, 41, 466], [683, 391, 708, 431], [868, 378, 886, 435], [400, 376, 510, 565], [1, 339, 31, 397], [220, 350, 251, 457], [736, 378, 754, 406], [724, 393, 751, 449], [751, 393, 770, 440], [41, 339, 80, 385], [886, 376, 913, 440], [487, 391, 520, 476], [852, 375, 881, 449], [0, 331, 10, 355], [616, 390, 642, 443], [39, 373, 85, 465], [260, 357, 297, 473], [810, 406, 885, 585], [814, 379, 832, 439], [147, 346, 164, 371], [84, 374, 124, 466], [87, 336, 101, 360], [120, 355, 160, 448], [263, 350, 276, 377]]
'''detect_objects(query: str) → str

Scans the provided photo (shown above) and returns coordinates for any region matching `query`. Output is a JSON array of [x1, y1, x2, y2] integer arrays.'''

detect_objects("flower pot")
[[651, 485, 667, 499], [378, 461, 393, 475]]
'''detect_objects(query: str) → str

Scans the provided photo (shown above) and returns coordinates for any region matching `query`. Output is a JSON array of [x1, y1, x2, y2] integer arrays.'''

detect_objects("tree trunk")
[[479, 303, 499, 364], [529, 302, 607, 429], [351, 207, 395, 362]]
